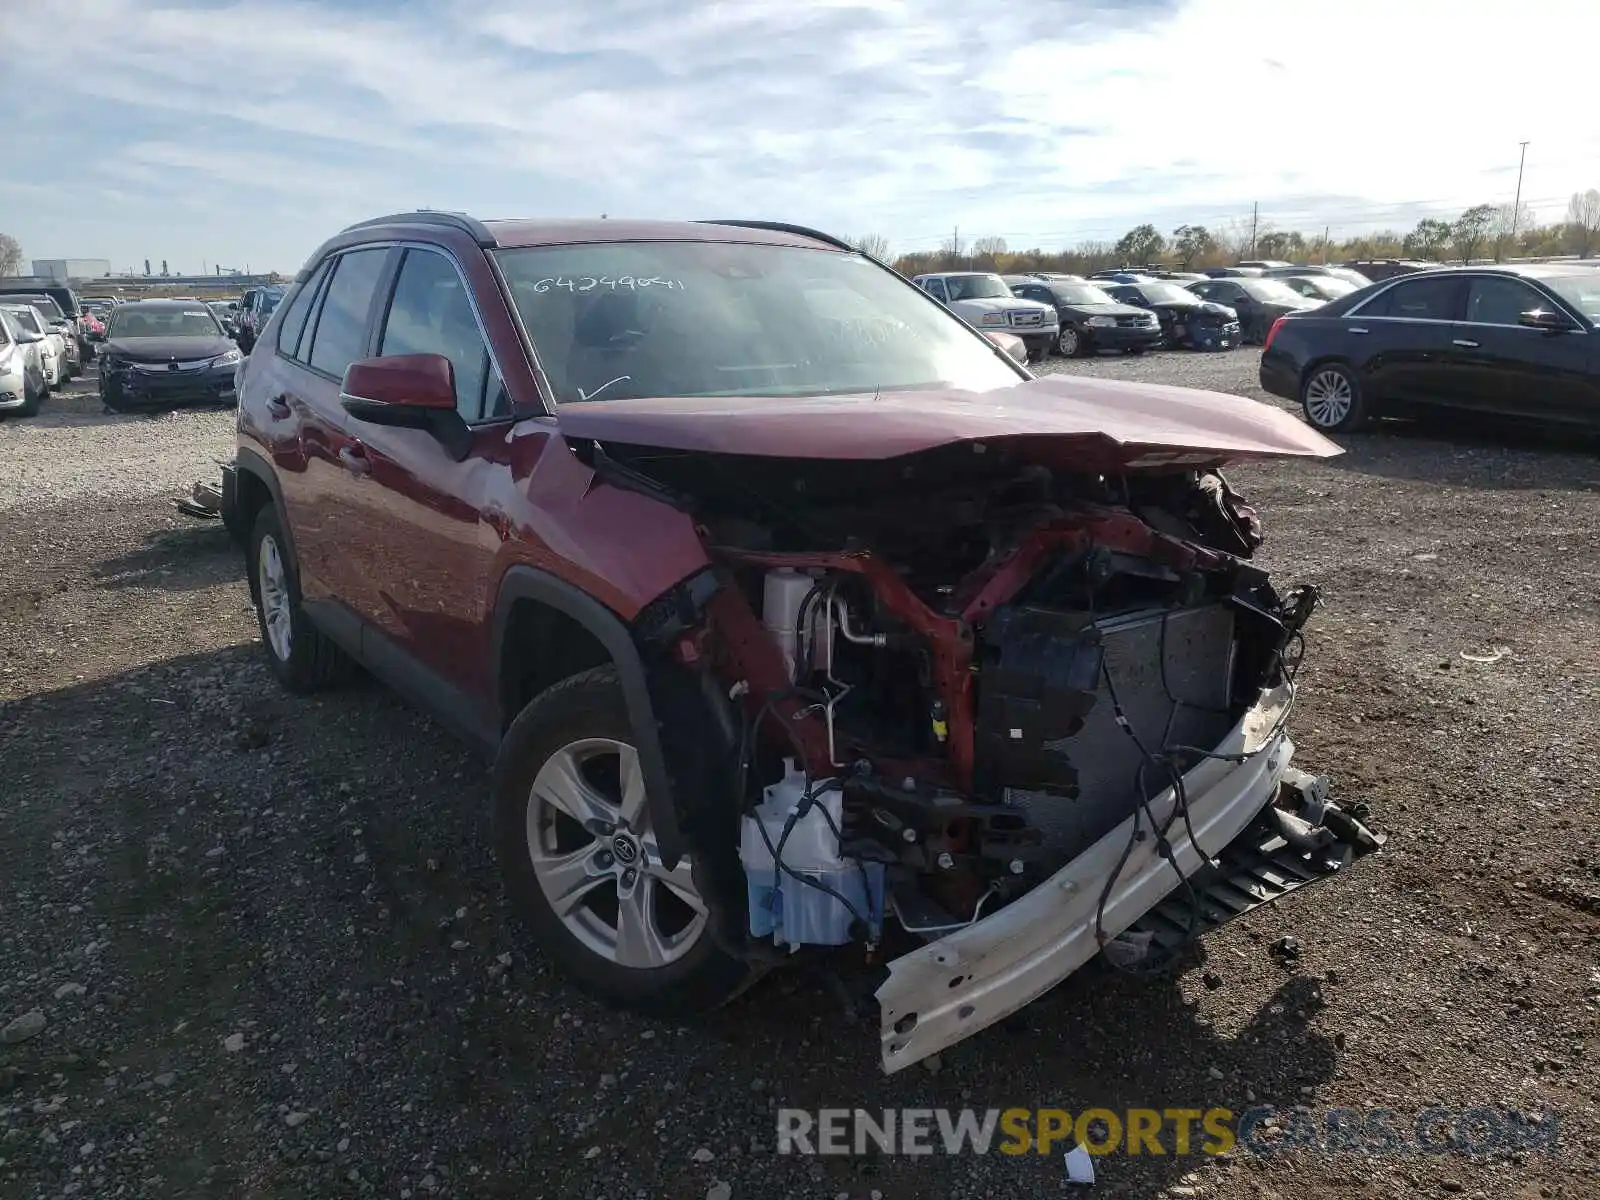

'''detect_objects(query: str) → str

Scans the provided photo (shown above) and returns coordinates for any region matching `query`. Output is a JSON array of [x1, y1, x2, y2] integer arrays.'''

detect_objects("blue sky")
[[3, 0, 1597, 274]]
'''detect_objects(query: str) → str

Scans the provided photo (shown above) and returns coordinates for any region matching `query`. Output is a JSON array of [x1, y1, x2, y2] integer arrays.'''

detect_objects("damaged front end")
[[572, 384, 1382, 1071]]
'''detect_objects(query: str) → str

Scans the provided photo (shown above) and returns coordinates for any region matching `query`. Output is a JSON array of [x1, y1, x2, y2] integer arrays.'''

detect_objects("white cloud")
[[5, 0, 1599, 268]]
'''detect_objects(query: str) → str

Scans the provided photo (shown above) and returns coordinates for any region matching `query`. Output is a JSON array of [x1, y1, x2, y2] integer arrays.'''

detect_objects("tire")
[[1301, 362, 1368, 433], [493, 666, 750, 1016], [18, 375, 41, 417], [1056, 326, 1086, 358], [248, 505, 353, 692], [1125, 346, 1147, 356]]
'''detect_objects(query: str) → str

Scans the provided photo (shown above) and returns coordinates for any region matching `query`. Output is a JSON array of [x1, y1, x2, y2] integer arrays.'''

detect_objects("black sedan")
[[1259, 265, 1600, 433], [1008, 279, 1163, 357], [1185, 277, 1320, 343], [98, 301, 241, 411], [1102, 281, 1242, 351]]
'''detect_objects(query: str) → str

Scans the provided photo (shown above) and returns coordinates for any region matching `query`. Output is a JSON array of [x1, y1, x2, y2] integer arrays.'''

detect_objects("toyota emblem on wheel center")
[[611, 835, 639, 864]]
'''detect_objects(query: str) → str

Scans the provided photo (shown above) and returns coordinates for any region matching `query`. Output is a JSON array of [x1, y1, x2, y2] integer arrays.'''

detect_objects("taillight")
[[1262, 316, 1287, 352]]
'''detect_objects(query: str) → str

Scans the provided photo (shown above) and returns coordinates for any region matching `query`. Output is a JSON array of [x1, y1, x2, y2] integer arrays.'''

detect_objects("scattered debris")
[[222, 1032, 246, 1053], [1202, 971, 1224, 991], [1270, 935, 1302, 961], [1102, 929, 1155, 968], [1064, 1143, 1096, 1185], [692, 1146, 715, 1163], [1459, 646, 1509, 665], [1, 1010, 47, 1044]]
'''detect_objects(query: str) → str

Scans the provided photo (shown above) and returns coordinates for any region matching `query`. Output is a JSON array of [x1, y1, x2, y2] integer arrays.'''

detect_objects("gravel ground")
[[1, 354, 1597, 1200]]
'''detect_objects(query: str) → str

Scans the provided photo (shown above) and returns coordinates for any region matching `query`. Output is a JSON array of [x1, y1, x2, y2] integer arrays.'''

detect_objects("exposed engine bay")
[[589, 433, 1380, 1008]]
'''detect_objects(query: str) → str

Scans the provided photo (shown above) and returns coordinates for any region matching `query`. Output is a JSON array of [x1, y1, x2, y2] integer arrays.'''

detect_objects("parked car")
[[1028, 272, 1085, 282], [1008, 278, 1162, 357], [911, 271, 1059, 359], [1103, 280, 1242, 350], [7, 294, 82, 380], [1235, 259, 1293, 271], [1260, 265, 1600, 433], [234, 286, 285, 353], [1185, 277, 1320, 343], [220, 211, 1381, 1072], [1261, 264, 1371, 288], [0, 309, 49, 416], [1278, 275, 1360, 304], [98, 300, 242, 411], [0, 280, 88, 360], [1341, 259, 1432, 283], [1201, 266, 1264, 278], [1, 305, 64, 390]]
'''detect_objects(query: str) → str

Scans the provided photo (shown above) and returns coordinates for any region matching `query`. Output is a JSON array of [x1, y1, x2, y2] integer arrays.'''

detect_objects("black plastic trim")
[[492, 565, 686, 868], [695, 219, 856, 254], [340, 210, 498, 249], [233, 446, 294, 563]]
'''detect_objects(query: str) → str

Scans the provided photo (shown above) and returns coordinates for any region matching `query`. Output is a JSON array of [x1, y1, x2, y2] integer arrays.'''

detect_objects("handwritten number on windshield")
[[531, 276, 685, 294]]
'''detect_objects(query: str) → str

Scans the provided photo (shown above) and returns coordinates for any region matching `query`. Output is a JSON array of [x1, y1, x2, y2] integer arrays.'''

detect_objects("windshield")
[[1290, 277, 1356, 299], [108, 307, 222, 337], [944, 274, 1012, 301], [261, 291, 283, 314], [1050, 284, 1118, 305], [12, 296, 65, 320], [494, 242, 1022, 404], [1141, 283, 1198, 304], [4, 309, 44, 334], [1545, 274, 1600, 323], [1241, 279, 1308, 303]]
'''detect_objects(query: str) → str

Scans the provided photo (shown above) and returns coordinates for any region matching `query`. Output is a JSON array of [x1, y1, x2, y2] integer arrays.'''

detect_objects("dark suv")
[[227, 212, 1378, 1072]]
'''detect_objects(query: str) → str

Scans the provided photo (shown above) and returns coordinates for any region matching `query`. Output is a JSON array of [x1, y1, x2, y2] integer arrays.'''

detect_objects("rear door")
[[1343, 275, 1464, 408], [1444, 275, 1593, 425], [333, 244, 513, 727], [273, 247, 395, 617]]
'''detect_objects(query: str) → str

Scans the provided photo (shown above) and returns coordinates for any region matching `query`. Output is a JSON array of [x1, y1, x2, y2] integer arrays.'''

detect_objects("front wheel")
[[494, 666, 750, 1016], [1301, 362, 1367, 433], [1056, 326, 1085, 358]]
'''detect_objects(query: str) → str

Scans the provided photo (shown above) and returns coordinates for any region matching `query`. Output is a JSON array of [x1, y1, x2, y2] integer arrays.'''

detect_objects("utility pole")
[[1511, 140, 1529, 242], [1321, 226, 1330, 264], [1248, 202, 1259, 257]]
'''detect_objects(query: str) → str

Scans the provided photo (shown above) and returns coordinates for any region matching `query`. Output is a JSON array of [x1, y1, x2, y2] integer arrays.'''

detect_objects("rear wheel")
[[494, 666, 749, 1015], [1301, 362, 1367, 433], [249, 505, 353, 691]]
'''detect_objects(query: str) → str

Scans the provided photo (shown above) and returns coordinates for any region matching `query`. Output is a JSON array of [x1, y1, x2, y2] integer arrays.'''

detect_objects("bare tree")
[[1568, 189, 1600, 258], [850, 233, 891, 260], [1212, 217, 1254, 262], [1489, 202, 1533, 260], [939, 231, 967, 270], [969, 236, 1008, 269], [0, 233, 21, 276]]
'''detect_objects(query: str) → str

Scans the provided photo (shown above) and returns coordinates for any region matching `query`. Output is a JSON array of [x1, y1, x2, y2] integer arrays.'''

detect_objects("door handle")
[[266, 394, 291, 418], [1452, 338, 1480, 348], [1347, 326, 1369, 334], [338, 443, 371, 476]]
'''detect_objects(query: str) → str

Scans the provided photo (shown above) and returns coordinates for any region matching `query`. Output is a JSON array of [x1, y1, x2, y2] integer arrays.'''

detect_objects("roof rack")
[[696, 219, 858, 255], [340, 210, 497, 248]]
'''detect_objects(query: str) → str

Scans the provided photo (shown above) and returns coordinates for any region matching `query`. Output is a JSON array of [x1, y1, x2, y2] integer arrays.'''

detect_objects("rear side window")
[[306, 249, 390, 379], [1362, 277, 1463, 321], [276, 262, 330, 359], [377, 248, 506, 422]]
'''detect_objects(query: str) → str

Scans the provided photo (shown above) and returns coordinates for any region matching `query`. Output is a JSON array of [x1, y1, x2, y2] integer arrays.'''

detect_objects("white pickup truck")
[[912, 271, 1059, 361]]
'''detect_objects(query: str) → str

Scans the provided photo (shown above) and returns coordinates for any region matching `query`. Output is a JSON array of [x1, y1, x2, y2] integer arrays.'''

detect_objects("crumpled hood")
[[103, 335, 235, 362], [554, 375, 1342, 468]]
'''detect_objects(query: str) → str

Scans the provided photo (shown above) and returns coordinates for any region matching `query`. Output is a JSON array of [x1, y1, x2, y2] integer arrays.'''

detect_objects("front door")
[[1443, 275, 1595, 426], [1346, 274, 1464, 410], [334, 246, 515, 735]]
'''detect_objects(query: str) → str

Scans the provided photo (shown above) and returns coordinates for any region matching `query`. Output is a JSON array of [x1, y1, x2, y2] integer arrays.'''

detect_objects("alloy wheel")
[[1303, 369, 1354, 429], [1057, 326, 1079, 356], [257, 533, 294, 661], [527, 737, 708, 970]]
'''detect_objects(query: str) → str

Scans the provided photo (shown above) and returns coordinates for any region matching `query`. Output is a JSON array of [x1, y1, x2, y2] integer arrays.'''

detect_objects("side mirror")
[[984, 330, 1029, 365], [1518, 308, 1573, 332], [340, 353, 471, 461]]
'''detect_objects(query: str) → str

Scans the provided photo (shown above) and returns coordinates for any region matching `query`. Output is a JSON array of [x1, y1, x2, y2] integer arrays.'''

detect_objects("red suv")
[[226, 212, 1381, 1072]]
